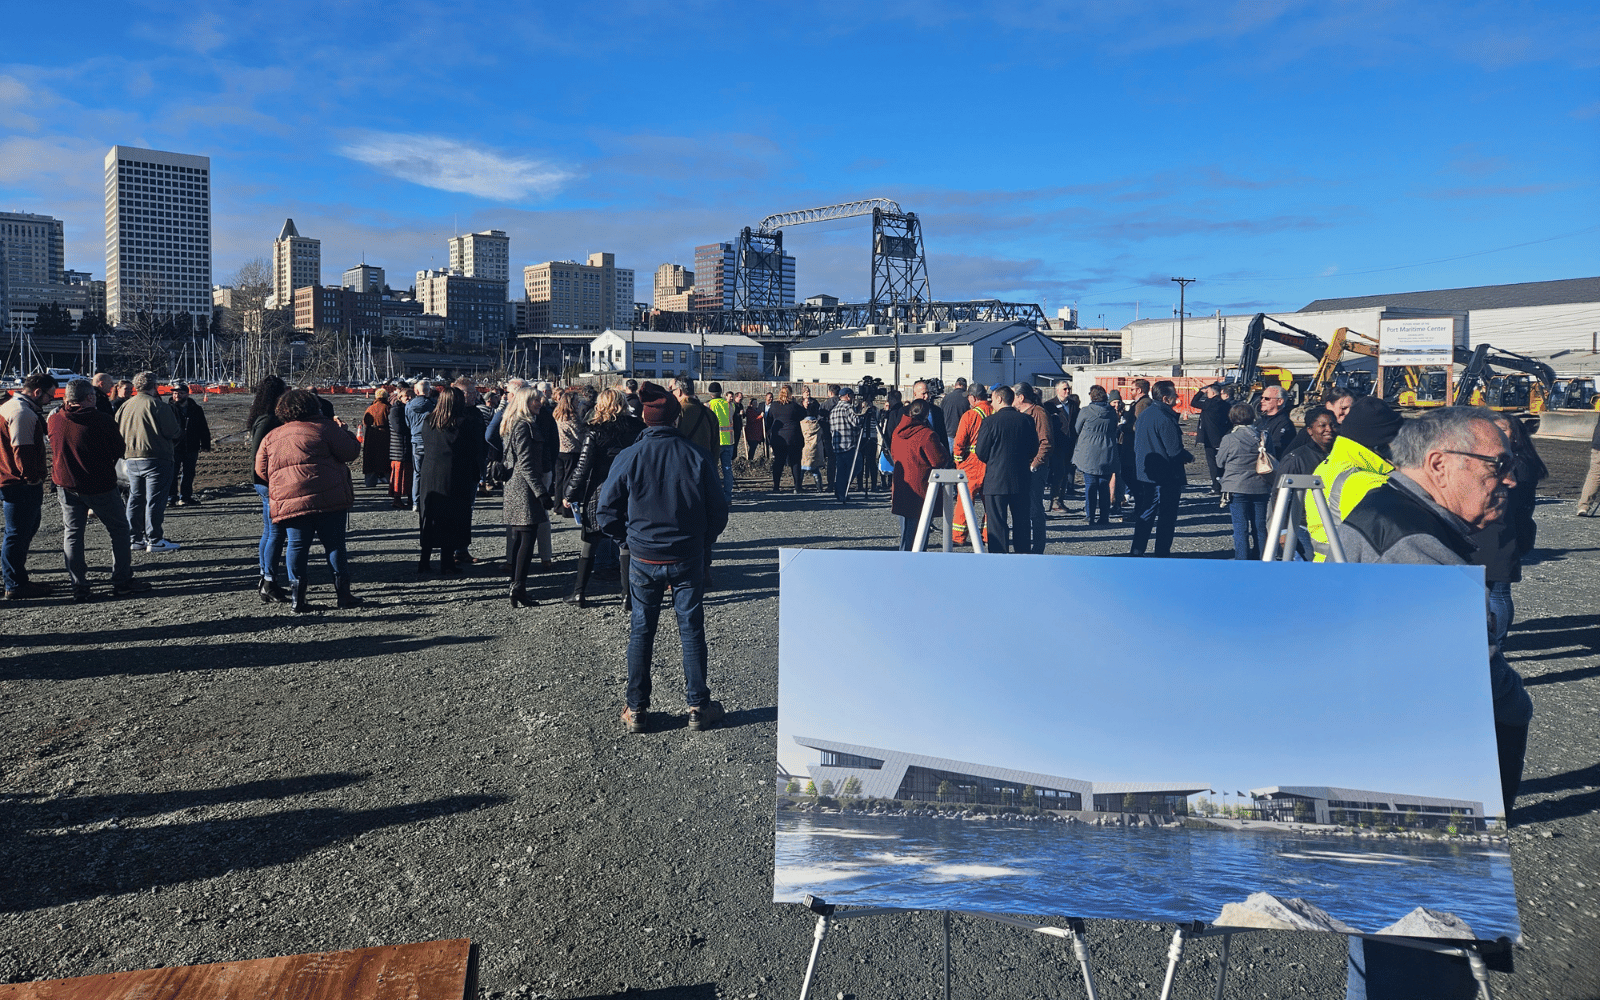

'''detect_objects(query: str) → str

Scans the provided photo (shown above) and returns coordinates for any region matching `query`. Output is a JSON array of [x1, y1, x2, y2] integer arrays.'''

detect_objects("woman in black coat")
[[563, 388, 643, 607], [387, 386, 413, 509], [500, 386, 551, 607], [765, 384, 807, 492], [416, 386, 485, 574]]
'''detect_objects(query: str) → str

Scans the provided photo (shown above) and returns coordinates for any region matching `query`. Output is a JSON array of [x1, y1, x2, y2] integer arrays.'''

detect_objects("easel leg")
[[1158, 925, 1188, 1000], [1466, 948, 1493, 1000], [1069, 919, 1099, 1000], [1213, 933, 1230, 1000], [798, 915, 831, 1000]]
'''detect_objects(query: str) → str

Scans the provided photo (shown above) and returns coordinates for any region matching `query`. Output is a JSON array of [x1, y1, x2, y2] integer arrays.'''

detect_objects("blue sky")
[[777, 548, 1506, 817], [2, 1, 1596, 325]]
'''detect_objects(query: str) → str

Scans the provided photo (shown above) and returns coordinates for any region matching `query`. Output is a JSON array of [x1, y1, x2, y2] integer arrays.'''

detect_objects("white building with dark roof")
[[788, 321, 1071, 390], [586, 329, 767, 380], [1251, 785, 1489, 830], [794, 737, 1207, 814]]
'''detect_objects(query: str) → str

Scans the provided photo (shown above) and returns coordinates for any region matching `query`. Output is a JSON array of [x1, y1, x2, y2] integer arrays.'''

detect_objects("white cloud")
[[338, 132, 577, 202]]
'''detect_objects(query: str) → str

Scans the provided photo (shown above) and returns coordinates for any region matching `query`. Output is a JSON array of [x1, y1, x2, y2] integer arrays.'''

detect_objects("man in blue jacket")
[[1130, 380, 1191, 557], [598, 382, 730, 735]]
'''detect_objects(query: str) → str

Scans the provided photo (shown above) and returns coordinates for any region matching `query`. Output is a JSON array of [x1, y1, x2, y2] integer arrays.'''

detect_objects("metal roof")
[[1251, 785, 1483, 812], [1299, 276, 1600, 314], [792, 321, 1029, 352]]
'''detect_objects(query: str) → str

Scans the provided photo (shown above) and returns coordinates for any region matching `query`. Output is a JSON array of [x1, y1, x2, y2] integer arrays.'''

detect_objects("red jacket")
[[0, 392, 46, 487], [889, 416, 951, 520], [48, 403, 125, 495], [254, 418, 359, 523]]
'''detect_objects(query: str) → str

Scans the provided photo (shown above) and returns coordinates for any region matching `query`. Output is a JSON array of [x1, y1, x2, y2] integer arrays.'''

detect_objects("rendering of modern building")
[[343, 264, 385, 295], [793, 737, 1208, 813], [1250, 786, 1489, 831], [586, 329, 767, 379], [449, 230, 511, 283], [787, 321, 1070, 389], [104, 145, 213, 325], [522, 252, 634, 336]]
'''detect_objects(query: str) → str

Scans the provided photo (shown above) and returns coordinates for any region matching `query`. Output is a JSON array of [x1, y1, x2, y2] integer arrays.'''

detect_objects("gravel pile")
[[2, 396, 1595, 999]]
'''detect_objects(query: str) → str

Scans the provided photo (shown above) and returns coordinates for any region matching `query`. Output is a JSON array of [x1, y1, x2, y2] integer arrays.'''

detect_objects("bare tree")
[[219, 258, 293, 386]]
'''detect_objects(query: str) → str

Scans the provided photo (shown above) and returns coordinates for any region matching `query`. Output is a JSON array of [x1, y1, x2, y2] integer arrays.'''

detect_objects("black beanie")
[[639, 381, 681, 426], [1339, 395, 1404, 455]]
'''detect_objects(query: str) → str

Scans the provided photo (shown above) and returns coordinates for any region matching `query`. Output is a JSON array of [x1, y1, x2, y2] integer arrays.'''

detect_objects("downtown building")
[[104, 145, 213, 325], [272, 218, 321, 310], [522, 252, 634, 335], [692, 241, 794, 311], [293, 284, 382, 338], [1, 210, 103, 336], [343, 263, 385, 295], [653, 262, 695, 311], [416, 268, 509, 347], [449, 230, 511, 284]]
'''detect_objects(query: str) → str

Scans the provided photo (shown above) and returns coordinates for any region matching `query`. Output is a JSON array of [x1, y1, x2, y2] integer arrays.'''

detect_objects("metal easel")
[[796, 895, 1098, 1000], [909, 469, 987, 553], [1261, 473, 1346, 562]]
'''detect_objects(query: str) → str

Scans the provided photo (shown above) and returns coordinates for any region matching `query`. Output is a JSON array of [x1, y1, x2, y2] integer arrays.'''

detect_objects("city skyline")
[[1, 4, 1594, 328]]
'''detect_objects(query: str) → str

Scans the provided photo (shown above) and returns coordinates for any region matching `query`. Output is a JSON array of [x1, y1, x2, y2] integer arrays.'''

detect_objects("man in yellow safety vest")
[[706, 382, 735, 504]]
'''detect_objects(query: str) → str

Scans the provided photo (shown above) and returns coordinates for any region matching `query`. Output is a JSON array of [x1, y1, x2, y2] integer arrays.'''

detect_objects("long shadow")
[[1513, 788, 1600, 825], [1519, 546, 1600, 567], [6, 612, 430, 654], [1519, 760, 1600, 796], [1, 627, 484, 680], [570, 986, 718, 1000], [2, 776, 504, 912], [1502, 621, 1600, 663], [1523, 663, 1600, 686]]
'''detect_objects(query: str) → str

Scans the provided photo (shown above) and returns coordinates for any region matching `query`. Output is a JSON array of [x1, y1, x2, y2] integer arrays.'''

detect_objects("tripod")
[[1262, 473, 1346, 563], [909, 469, 986, 553]]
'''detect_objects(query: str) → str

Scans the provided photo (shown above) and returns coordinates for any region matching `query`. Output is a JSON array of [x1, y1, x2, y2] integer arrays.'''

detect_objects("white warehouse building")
[[587, 329, 768, 381], [788, 321, 1070, 389]]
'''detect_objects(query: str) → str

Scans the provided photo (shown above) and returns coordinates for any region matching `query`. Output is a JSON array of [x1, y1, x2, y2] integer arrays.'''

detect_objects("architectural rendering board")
[[774, 548, 1518, 939]]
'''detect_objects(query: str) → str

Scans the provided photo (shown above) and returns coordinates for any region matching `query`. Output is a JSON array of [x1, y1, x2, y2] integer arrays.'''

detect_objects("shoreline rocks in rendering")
[[1215, 892, 1362, 934]]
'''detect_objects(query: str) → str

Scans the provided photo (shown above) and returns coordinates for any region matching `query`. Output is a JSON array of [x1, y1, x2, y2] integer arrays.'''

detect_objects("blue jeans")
[[124, 457, 173, 543], [58, 486, 133, 588], [283, 510, 349, 586], [254, 484, 287, 583], [1229, 494, 1269, 560], [719, 443, 735, 504], [626, 556, 710, 711], [1, 482, 44, 591], [1083, 472, 1111, 525], [1488, 581, 1513, 646]]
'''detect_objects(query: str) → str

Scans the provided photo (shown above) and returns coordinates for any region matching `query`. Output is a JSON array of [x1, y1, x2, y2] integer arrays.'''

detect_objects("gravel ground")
[[2, 399, 1596, 999]]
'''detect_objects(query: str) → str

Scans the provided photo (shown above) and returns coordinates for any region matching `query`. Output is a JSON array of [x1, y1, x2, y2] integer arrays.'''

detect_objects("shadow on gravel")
[[0, 614, 473, 679], [1502, 614, 1600, 666], [1520, 545, 1600, 566], [2, 774, 506, 912]]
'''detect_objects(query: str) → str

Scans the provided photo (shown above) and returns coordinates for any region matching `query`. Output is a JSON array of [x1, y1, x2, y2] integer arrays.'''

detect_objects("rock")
[[1214, 892, 1361, 934], [1375, 907, 1476, 940]]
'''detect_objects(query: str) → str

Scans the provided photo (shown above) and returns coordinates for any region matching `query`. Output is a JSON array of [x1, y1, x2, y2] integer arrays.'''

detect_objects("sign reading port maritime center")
[[1378, 317, 1456, 366]]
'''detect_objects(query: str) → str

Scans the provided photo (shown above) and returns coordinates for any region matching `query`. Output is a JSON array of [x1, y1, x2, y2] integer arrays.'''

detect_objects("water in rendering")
[[775, 813, 1519, 937]]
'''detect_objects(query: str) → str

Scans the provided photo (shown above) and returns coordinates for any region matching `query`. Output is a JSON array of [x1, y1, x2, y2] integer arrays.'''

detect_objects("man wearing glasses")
[[1336, 407, 1531, 813]]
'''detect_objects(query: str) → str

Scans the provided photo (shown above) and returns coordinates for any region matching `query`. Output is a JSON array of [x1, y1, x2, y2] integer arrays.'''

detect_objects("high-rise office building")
[[272, 218, 320, 310], [521, 251, 635, 335], [692, 240, 794, 310], [104, 146, 213, 324], [342, 263, 385, 295], [449, 230, 510, 283], [653, 263, 695, 311], [1, 212, 65, 286]]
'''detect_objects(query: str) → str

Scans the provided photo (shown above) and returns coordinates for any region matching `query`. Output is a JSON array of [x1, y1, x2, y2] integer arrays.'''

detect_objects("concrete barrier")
[[1533, 409, 1600, 441]]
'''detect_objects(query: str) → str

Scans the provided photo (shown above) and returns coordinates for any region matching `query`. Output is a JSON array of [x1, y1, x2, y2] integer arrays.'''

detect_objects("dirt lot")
[[2, 397, 1597, 999]]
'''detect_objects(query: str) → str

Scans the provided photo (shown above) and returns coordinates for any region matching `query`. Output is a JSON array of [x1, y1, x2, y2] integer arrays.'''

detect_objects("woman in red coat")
[[888, 398, 952, 550]]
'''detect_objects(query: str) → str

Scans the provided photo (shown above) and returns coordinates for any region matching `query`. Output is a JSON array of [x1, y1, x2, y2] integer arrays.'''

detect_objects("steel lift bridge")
[[735, 198, 931, 321]]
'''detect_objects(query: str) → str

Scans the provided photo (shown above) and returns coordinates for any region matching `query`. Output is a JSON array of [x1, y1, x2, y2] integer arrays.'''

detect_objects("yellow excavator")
[[1231, 314, 1375, 403], [1393, 345, 1555, 412]]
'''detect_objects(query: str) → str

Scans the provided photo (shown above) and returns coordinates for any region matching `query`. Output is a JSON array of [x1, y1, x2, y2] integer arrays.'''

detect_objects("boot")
[[510, 584, 534, 608], [258, 575, 289, 604], [290, 580, 313, 614], [334, 575, 362, 609], [618, 550, 632, 612], [565, 550, 592, 607]]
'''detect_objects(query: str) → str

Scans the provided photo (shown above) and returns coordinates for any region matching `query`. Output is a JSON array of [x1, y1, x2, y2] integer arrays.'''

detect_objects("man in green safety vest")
[[1303, 395, 1403, 560], [706, 382, 735, 504]]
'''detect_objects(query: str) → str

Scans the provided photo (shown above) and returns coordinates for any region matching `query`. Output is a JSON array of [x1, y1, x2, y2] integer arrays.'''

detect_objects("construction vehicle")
[[1393, 345, 1556, 412], [1231, 313, 1376, 404], [1549, 377, 1600, 410]]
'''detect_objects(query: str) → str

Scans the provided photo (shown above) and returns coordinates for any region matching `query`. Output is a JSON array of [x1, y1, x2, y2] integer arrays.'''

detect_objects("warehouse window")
[[940, 348, 953, 362], [991, 348, 1003, 362], [841, 352, 852, 364], [913, 349, 926, 363], [820, 353, 829, 364], [864, 351, 876, 363]]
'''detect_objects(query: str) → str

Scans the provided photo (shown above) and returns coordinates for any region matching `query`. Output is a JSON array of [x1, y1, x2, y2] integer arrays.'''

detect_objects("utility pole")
[[1171, 277, 1195, 370]]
